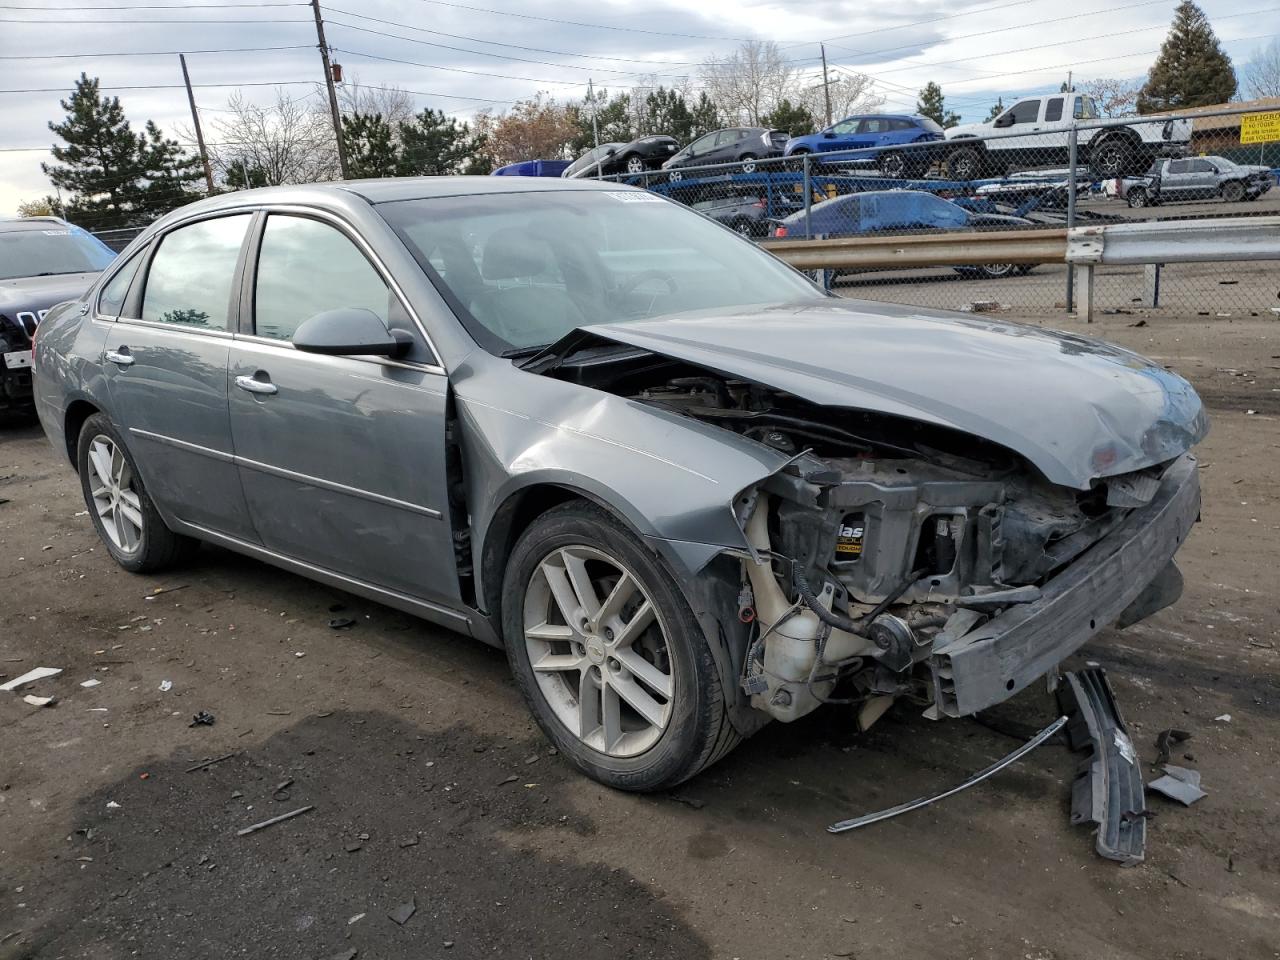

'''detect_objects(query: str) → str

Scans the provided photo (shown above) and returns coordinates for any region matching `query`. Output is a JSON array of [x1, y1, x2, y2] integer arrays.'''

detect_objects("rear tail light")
[[754, 199, 766, 209], [773, 225, 788, 237]]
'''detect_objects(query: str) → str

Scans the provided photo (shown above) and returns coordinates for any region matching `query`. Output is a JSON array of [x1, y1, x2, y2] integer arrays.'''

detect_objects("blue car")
[[772, 189, 1033, 279], [491, 159, 572, 177], [783, 114, 945, 178]]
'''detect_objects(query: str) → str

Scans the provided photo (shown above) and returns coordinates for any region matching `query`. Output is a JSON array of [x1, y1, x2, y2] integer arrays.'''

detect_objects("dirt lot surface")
[[2, 313, 1278, 960]]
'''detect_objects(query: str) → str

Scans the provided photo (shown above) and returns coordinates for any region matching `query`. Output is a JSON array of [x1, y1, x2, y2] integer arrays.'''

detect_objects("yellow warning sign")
[[1240, 110, 1280, 145]]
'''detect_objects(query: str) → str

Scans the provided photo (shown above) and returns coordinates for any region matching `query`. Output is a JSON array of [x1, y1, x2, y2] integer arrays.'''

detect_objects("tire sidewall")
[[77, 413, 156, 572], [501, 503, 716, 791]]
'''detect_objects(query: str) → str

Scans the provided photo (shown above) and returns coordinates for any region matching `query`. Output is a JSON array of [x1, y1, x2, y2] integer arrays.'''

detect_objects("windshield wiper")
[[500, 345, 547, 360]]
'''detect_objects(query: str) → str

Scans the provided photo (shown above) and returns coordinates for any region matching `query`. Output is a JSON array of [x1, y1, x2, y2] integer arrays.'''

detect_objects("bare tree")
[[701, 41, 796, 125], [1081, 78, 1141, 117], [334, 77, 416, 132], [1244, 38, 1280, 98], [799, 71, 883, 122], [205, 90, 338, 187]]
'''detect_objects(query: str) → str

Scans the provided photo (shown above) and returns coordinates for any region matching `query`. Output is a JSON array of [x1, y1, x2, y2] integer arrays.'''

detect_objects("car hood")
[[577, 300, 1207, 489], [0, 272, 98, 314]]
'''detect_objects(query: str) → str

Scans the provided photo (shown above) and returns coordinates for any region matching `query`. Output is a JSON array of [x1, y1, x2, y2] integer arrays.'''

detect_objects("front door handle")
[[235, 374, 277, 396], [105, 348, 134, 366]]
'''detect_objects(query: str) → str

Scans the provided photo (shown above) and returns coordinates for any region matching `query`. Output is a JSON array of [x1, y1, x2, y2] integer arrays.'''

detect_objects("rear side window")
[[97, 247, 145, 318], [1189, 159, 1215, 173], [142, 215, 251, 330], [253, 215, 391, 342], [1044, 98, 1064, 122], [1167, 160, 1189, 174]]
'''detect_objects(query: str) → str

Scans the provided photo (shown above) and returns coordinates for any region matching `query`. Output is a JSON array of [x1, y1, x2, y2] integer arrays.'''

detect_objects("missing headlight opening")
[[530, 336, 1201, 731]]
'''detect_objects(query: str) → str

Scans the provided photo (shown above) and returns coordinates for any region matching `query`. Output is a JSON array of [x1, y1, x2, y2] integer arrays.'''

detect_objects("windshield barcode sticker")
[[605, 192, 663, 203]]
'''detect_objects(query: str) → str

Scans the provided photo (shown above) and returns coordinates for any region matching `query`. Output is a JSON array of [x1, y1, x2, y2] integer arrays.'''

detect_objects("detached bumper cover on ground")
[[932, 453, 1201, 716]]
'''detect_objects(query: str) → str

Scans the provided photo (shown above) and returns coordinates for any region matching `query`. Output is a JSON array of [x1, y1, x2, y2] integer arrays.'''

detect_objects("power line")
[[0, 44, 314, 60], [0, 2, 305, 6], [0, 80, 319, 93], [331, 46, 591, 88], [409, 0, 755, 42], [323, 5, 701, 67], [0, 16, 311, 22]]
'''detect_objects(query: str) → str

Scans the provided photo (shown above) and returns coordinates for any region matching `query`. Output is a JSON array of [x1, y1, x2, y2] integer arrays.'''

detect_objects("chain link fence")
[[585, 102, 1280, 322]]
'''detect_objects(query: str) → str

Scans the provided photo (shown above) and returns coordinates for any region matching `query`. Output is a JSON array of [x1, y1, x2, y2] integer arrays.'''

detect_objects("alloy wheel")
[[626, 155, 646, 174], [86, 435, 143, 554], [523, 545, 675, 758]]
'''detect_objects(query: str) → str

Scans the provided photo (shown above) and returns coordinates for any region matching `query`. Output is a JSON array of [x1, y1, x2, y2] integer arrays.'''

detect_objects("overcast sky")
[[0, 0, 1271, 216]]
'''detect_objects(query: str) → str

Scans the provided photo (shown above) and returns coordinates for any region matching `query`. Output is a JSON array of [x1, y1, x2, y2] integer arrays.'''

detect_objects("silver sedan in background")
[[33, 177, 1205, 790]]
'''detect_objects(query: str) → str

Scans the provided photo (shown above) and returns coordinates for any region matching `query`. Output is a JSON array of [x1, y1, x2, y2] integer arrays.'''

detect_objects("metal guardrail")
[[1066, 215, 1280, 265], [763, 228, 1067, 270]]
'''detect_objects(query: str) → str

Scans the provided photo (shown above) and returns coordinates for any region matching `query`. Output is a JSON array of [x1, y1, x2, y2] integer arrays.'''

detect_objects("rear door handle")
[[105, 348, 134, 366], [235, 374, 277, 396]]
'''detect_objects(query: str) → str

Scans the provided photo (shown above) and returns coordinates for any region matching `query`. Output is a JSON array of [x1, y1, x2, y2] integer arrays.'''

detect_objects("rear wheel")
[[1089, 136, 1143, 177], [946, 144, 986, 180], [1220, 180, 1245, 202], [624, 153, 646, 175], [739, 153, 758, 172], [77, 413, 196, 573], [502, 502, 740, 791], [879, 151, 908, 178], [1126, 187, 1149, 208]]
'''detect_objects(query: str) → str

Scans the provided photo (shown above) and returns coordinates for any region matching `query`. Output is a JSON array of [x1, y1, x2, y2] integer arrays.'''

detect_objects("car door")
[[1161, 159, 1193, 198], [990, 99, 1043, 158], [1185, 158, 1218, 198], [226, 210, 460, 605], [1037, 96, 1071, 161], [101, 212, 259, 542], [673, 132, 715, 168], [821, 118, 860, 153], [704, 129, 742, 165]]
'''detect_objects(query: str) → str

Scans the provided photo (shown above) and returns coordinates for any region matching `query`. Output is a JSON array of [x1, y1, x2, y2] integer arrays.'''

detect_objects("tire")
[[1220, 180, 1245, 202], [946, 144, 986, 181], [1089, 136, 1143, 178], [502, 502, 740, 791], [739, 153, 758, 172], [1127, 187, 1148, 208], [76, 413, 196, 573], [955, 263, 1017, 280], [786, 148, 810, 172], [879, 151, 907, 178], [730, 218, 756, 237], [624, 153, 646, 175]]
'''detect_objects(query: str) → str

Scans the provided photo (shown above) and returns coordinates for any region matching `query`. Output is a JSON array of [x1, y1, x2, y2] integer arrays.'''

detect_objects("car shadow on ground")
[[18, 712, 711, 960]]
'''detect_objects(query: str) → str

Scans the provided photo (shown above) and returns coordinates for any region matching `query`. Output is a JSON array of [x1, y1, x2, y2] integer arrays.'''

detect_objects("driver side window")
[[831, 118, 859, 135], [1007, 100, 1040, 125], [253, 215, 392, 342]]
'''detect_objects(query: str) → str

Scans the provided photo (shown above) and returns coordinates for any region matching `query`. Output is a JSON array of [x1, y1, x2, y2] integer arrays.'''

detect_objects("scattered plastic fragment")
[[106, 801, 121, 810], [80, 679, 102, 688], [23, 694, 56, 707], [1154, 728, 1191, 765], [1148, 765, 1207, 806], [1214, 714, 1232, 723], [328, 618, 355, 630], [0, 666, 63, 692], [236, 805, 314, 836], [388, 899, 417, 926], [159, 680, 173, 692], [190, 711, 216, 727], [185, 753, 236, 773]]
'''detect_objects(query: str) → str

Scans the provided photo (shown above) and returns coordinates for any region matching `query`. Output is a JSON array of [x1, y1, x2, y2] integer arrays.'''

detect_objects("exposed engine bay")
[[535, 340, 1185, 729]]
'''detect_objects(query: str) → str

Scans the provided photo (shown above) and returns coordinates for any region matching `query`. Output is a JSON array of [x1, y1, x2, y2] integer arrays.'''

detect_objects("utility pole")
[[820, 44, 833, 127], [310, 0, 349, 180], [179, 54, 215, 195]]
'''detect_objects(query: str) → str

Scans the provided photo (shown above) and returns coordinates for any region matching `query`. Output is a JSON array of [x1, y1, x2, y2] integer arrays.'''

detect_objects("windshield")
[[0, 225, 116, 281], [378, 189, 824, 354]]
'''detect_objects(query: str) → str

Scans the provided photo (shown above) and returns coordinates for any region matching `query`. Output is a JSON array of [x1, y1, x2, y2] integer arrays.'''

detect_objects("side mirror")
[[822, 130, 836, 139], [994, 114, 1013, 128], [292, 308, 411, 357], [605, 147, 617, 156]]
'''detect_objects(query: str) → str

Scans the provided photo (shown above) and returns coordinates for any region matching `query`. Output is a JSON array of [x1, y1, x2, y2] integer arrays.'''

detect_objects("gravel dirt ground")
[[1, 313, 1278, 960]]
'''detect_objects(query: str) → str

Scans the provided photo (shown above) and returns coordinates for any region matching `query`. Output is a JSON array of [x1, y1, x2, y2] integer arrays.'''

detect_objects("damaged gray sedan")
[[32, 177, 1207, 790]]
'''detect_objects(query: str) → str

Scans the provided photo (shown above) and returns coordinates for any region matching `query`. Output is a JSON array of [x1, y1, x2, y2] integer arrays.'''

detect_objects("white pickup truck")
[[944, 93, 1191, 180]]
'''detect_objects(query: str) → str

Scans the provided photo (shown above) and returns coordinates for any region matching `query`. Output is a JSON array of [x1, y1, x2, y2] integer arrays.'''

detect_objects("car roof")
[[0, 216, 74, 233], [835, 114, 921, 122]]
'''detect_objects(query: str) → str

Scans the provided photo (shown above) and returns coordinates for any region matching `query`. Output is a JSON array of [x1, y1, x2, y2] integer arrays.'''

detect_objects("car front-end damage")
[[523, 302, 1207, 730]]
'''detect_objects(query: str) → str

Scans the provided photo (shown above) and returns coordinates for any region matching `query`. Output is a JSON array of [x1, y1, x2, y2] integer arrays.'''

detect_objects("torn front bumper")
[[932, 453, 1200, 717]]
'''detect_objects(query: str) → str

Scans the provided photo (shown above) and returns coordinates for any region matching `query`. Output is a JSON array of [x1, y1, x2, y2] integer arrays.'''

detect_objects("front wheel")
[[77, 413, 196, 573], [1127, 187, 1149, 208], [1220, 180, 1245, 202], [624, 153, 647, 175], [739, 153, 758, 172], [502, 502, 740, 791], [946, 145, 986, 181]]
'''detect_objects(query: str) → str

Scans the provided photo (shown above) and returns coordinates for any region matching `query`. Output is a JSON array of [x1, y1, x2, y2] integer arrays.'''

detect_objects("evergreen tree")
[[916, 82, 960, 128], [42, 74, 200, 229], [762, 98, 817, 136], [688, 92, 721, 139], [398, 108, 477, 175], [342, 112, 400, 178], [224, 161, 269, 190], [1137, 0, 1237, 112], [985, 97, 1006, 121], [643, 87, 694, 140]]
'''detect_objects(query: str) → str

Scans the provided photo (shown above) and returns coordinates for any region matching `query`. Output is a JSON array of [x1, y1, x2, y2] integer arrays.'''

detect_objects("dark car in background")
[[563, 136, 680, 178], [663, 127, 789, 173], [773, 190, 1034, 279], [1, 217, 116, 415], [784, 114, 945, 178], [690, 189, 777, 237]]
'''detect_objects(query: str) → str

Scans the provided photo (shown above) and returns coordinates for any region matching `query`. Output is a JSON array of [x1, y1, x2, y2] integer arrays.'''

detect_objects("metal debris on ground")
[[185, 753, 236, 773], [1214, 714, 1232, 722], [827, 715, 1067, 834], [1148, 765, 1208, 806], [388, 899, 417, 926], [0, 666, 62, 692], [1058, 667, 1147, 865], [22, 694, 56, 707], [236, 805, 314, 837], [189, 711, 216, 727], [328, 618, 355, 630], [1155, 728, 1192, 765], [80, 678, 102, 688], [158, 680, 172, 692]]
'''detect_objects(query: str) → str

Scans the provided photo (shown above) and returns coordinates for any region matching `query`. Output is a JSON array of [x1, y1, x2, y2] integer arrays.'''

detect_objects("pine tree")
[[985, 97, 1006, 122], [42, 74, 201, 229], [1137, 0, 1237, 112], [643, 87, 694, 140], [343, 112, 400, 178], [762, 98, 817, 136], [916, 82, 960, 128], [688, 92, 721, 139], [397, 108, 477, 176]]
